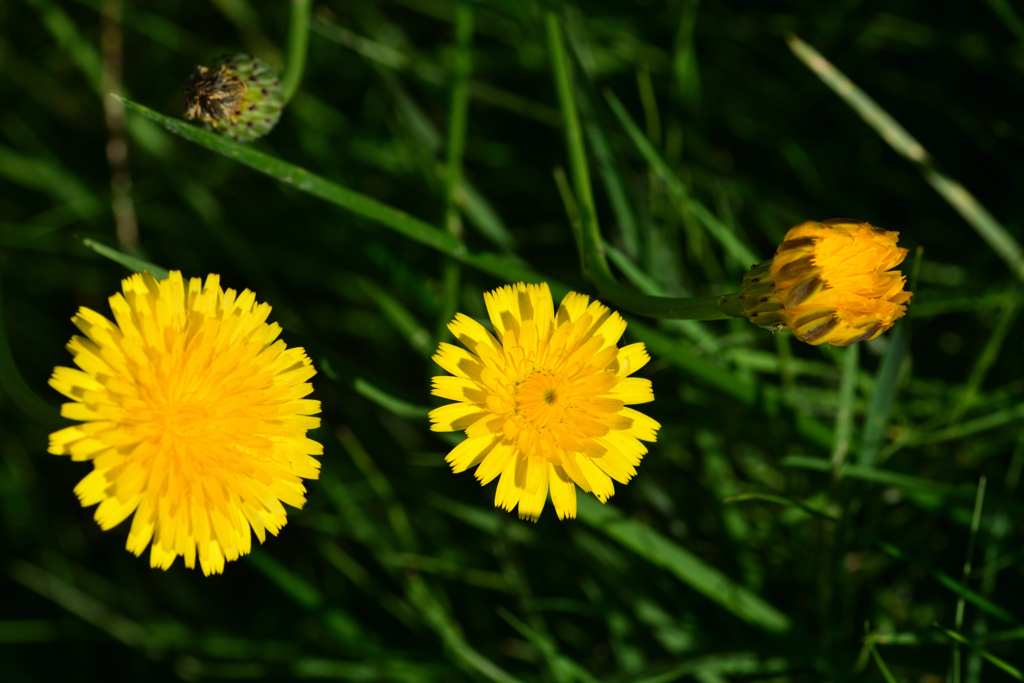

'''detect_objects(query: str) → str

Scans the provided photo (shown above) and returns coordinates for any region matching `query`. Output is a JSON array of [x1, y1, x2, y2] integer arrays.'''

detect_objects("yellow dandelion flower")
[[48, 271, 322, 576], [429, 282, 660, 521], [740, 219, 912, 346]]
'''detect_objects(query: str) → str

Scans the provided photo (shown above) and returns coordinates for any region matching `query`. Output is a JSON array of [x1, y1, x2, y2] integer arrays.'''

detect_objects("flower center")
[[514, 371, 567, 431], [159, 403, 213, 439], [140, 356, 259, 453]]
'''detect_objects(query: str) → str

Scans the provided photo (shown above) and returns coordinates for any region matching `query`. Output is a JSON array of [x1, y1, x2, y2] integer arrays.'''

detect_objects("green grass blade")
[[954, 477, 988, 683], [547, 11, 599, 262], [0, 273, 66, 430], [317, 540, 419, 628], [292, 658, 439, 682], [546, 12, 741, 321], [870, 631, 947, 646], [117, 97, 555, 292], [70, 0, 201, 54], [934, 624, 1024, 681], [0, 145, 104, 219], [336, 428, 417, 552], [602, 89, 758, 268], [858, 317, 908, 466], [80, 238, 170, 280], [9, 560, 151, 650], [356, 278, 432, 358], [374, 64, 517, 252], [379, 552, 508, 592], [698, 431, 761, 588], [497, 606, 598, 683], [124, 93, 735, 323], [425, 494, 536, 544], [985, 627, 1024, 642], [912, 291, 1020, 318], [587, 115, 641, 259], [986, 0, 1024, 43], [248, 549, 363, 645], [308, 17, 517, 253], [25, 0, 104, 93], [629, 325, 833, 449], [948, 289, 1021, 425], [577, 496, 791, 633], [560, 24, 641, 259], [310, 16, 409, 70], [831, 344, 859, 475], [0, 222, 61, 249], [869, 644, 901, 683], [443, 2, 473, 238], [316, 355, 432, 420], [310, 15, 560, 127], [920, 403, 1024, 445], [248, 549, 323, 610], [405, 576, 526, 683], [866, 246, 920, 465], [636, 66, 661, 149], [352, 377, 432, 418], [605, 241, 662, 297], [672, 0, 702, 111], [606, 243, 719, 349], [458, 181, 518, 252], [630, 654, 787, 683], [625, 320, 756, 404], [782, 456, 962, 497], [787, 35, 1024, 282], [209, 0, 281, 69], [435, 2, 474, 346], [727, 493, 1020, 625]]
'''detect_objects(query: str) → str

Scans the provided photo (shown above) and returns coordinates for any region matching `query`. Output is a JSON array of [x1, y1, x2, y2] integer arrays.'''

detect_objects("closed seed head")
[[181, 54, 284, 142], [183, 64, 247, 123]]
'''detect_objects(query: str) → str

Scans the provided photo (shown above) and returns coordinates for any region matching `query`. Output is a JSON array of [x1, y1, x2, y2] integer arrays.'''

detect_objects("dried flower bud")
[[183, 54, 283, 142], [740, 219, 912, 346]]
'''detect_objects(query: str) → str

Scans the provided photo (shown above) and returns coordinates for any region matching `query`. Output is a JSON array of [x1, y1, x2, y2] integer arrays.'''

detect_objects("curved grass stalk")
[[280, 0, 312, 102], [787, 34, 1024, 283], [544, 11, 743, 321]]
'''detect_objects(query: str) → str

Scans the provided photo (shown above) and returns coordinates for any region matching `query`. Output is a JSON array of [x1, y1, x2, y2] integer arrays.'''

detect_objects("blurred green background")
[[2, 0, 1024, 681]]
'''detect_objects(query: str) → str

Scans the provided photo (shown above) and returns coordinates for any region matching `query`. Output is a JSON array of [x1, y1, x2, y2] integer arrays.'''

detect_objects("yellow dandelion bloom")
[[741, 219, 912, 346], [48, 271, 322, 575], [429, 282, 659, 521]]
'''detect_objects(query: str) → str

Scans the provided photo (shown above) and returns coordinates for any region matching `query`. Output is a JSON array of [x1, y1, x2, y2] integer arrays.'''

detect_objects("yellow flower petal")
[[445, 435, 500, 473], [517, 462, 549, 521], [548, 464, 577, 520], [428, 402, 489, 432], [48, 271, 321, 575], [431, 283, 658, 521], [475, 440, 516, 485]]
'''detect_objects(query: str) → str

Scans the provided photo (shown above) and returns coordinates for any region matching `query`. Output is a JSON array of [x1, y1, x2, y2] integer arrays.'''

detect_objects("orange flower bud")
[[741, 219, 912, 346]]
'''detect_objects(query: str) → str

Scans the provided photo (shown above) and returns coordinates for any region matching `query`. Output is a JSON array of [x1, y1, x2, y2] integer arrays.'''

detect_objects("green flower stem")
[[609, 289, 743, 321], [281, 0, 312, 102], [545, 11, 743, 322]]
